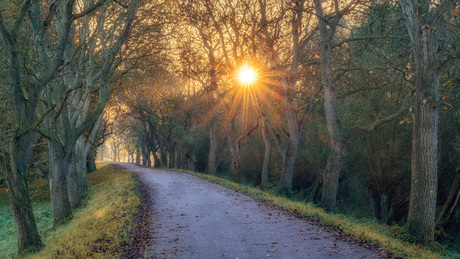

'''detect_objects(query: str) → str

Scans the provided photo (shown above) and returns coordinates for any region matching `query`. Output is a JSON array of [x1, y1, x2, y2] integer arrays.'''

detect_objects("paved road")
[[116, 163, 380, 259]]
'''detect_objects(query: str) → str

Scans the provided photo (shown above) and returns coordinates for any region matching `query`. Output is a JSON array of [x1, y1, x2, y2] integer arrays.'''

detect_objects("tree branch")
[[72, 0, 108, 21], [333, 35, 407, 49], [350, 90, 414, 134]]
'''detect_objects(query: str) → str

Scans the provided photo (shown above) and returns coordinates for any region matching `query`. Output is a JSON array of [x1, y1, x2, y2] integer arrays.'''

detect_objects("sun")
[[237, 66, 257, 86]]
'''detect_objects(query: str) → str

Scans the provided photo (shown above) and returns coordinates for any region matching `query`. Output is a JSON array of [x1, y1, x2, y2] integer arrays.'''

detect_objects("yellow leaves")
[[400, 117, 411, 125]]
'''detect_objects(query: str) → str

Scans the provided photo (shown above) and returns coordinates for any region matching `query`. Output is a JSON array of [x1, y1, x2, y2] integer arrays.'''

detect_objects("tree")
[[257, 0, 316, 192], [398, 0, 459, 243]]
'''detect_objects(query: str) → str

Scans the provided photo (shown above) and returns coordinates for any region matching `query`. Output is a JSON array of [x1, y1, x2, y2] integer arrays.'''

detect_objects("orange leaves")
[[399, 117, 412, 125]]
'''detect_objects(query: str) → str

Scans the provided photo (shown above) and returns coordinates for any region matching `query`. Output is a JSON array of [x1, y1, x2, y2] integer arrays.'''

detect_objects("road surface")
[[116, 163, 381, 259]]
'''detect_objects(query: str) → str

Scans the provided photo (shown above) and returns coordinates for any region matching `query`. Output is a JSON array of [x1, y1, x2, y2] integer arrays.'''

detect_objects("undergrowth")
[[0, 164, 140, 258], [178, 169, 458, 259]]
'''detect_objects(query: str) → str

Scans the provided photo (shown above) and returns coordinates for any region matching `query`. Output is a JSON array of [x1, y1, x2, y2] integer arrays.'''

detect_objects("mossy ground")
[[0, 163, 140, 258], [177, 169, 459, 259]]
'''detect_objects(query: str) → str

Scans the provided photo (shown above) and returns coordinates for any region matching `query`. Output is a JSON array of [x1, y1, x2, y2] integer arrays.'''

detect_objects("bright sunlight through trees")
[[237, 66, 257, 86]]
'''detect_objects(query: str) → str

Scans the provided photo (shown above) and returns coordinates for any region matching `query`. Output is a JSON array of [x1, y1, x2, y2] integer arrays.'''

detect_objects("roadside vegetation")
[[178, 169, 459, 259], [0, 164, 139, 258]]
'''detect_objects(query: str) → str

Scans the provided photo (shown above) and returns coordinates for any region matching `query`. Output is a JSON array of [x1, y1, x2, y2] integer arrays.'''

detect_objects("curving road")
[[116, 163, 381, 259]]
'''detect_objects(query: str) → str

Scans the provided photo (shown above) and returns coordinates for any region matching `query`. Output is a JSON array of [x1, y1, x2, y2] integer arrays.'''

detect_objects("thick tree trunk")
[[207, 118, 218, 175], [67, 137, 87, 209], [47, 141, 72, 227], [7, 134, 42, 252], [398, 0, 451, 243], [260, 118, 271, 189], [407, 83, 439, 243]]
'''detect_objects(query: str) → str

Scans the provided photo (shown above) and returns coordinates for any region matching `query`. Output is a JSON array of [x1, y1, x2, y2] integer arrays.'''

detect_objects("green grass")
[[0, 179, 53, 258], [0, 163, 140, 258], [177, 169, 459, 259]]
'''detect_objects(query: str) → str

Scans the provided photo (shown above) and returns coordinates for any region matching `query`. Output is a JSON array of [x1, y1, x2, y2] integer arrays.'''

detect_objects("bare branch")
[[72, 0, 108, 21], [351, 90, 414, 134]]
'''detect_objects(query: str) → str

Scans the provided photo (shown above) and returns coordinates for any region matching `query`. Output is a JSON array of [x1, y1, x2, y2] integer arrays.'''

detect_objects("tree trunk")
[[160, 145, 168, 168], [279, 108, 301, 191], [87, 146, 97, 173], [99, 145, 105, 161], [436, 171, 460, 231], [47, 140, 72, 227], [67, 136, 87, 209], [185, 149, 197, 171], [227, 129, 241, 182], [314, 0, 346, 212], [135, 146, 141, 164], [260, 118, 271, 189], [386, 192, 410, 225], [407, 90, 439, 243], [141, 140, 148, 166], [207, 118, 218, 175], [321, 138, 346, 211], [398, 0, 452, 243], [276, 0, 304, 192], [369, 187, 383, 221], [7, 134, 42, 252]]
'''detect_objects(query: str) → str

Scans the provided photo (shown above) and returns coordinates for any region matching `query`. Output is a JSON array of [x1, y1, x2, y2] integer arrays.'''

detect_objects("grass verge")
[[177, 169, 457, 259], [0, 163, 140, 258]]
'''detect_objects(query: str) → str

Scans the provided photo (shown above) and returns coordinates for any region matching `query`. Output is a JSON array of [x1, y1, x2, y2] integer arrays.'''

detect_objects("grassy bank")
[[178, 169, 457, 259], [0, 164, 140, 258]]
